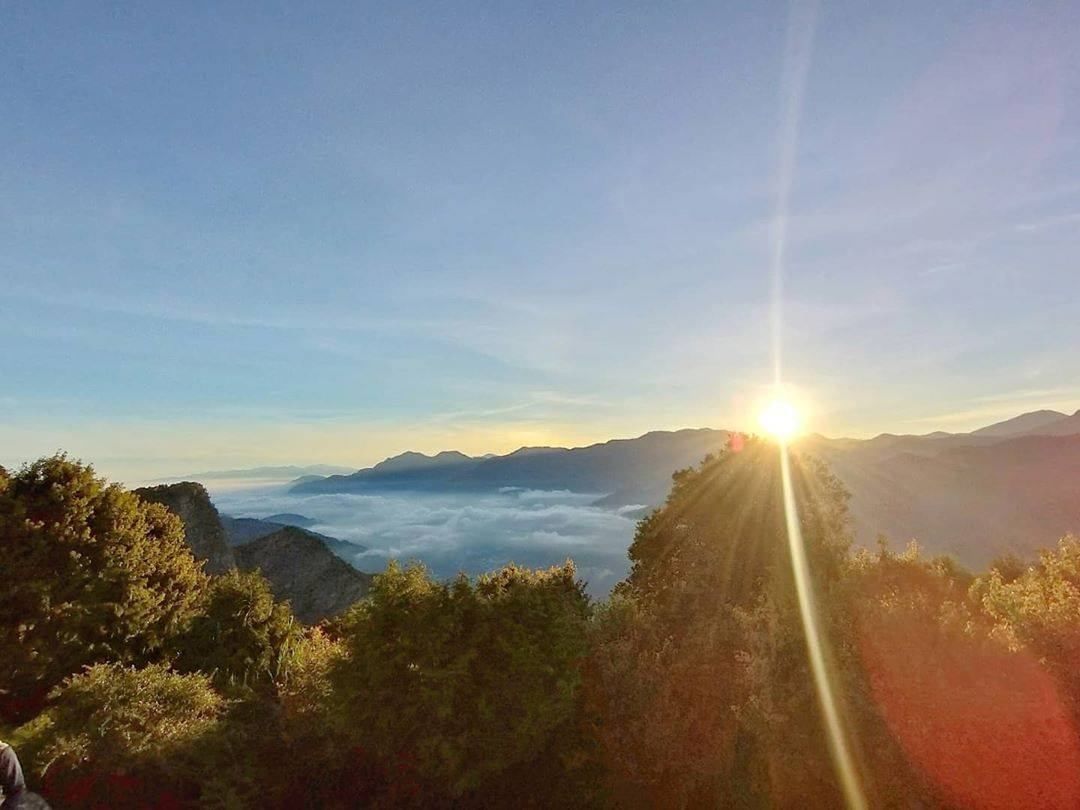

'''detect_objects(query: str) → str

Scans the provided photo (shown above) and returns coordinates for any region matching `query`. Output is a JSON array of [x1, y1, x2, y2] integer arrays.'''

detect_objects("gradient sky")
[[2, 1, 1079, 482]]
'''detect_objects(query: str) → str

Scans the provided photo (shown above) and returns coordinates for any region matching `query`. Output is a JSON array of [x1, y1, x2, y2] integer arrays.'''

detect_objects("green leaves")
[[332, 560, 592, 801], [172, 569, 300, 693], [624, 439, 850, 615], [591, 441, 858, 806], [0, 455, 207, 724]]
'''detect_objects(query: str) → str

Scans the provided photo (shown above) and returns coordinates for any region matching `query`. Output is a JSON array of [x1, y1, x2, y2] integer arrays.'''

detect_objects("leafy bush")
[[332, 560, 594, 804], [0, 456, 207, 723], [586, 594, 745, 807], [278, 626, 345, 723], [15, 663, 223, 808], [174, 569, 300, 692], [976, 534, 1080, 674], [7, 448, 1080, 808], [847, 541, 1080, 808]]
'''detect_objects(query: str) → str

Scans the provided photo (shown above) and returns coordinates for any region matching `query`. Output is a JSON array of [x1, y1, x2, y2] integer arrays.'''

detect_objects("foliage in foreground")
[[6, 449, 1080, 808], [173, 569, 302, 692], [330, 560, 596, 806], [0, 456, 207, 723], [13, 663, 223, 807]]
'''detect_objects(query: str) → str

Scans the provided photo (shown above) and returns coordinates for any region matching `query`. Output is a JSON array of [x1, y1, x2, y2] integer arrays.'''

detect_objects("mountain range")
[[135, 483, 373, 621], [292, 428, 732, 507], [289, 408, 1080, 569], [138, 407, 1080, 618]]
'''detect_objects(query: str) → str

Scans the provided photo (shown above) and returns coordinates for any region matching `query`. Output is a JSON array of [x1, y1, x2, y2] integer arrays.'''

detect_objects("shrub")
[[16, 663, 223, 808], [332, 561, 593, 804], [0, 456, 206, 723], [174, 569, 300, 692]]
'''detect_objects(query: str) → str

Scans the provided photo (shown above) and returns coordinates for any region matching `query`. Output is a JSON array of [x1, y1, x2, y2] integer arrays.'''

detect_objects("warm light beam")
[[780, 445, 867, 810], [765, 1, 866, 806], [769, 0, 817, 386]]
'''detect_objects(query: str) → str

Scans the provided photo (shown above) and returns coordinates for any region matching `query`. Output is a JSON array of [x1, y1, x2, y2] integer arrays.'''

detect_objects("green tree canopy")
[[0, 455, 207, 723], [332, 560, 593, 804], [975, 535, 1080, 714], [623, 438, 851, 615], [590, 439, 857, 806], [174, 569, 300, 692], [13, 663, 223, 808]]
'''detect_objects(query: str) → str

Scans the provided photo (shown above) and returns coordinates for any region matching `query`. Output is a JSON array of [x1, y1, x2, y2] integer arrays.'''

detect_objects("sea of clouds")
[[210, 483, 647, 596]]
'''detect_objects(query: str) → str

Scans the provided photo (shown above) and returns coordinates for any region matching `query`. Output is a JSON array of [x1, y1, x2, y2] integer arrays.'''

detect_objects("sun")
[[759, 398, 802, 441]]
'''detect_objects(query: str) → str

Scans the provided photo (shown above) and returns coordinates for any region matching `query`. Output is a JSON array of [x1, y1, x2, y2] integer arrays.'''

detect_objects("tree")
[[590, 440, 855, 807], [271, 627, 363, 808], [174, 569, 300, 692], [0, 455, 207, 723], [13, 663, 223, 808], [624, 439, 850, 613], [976, 535, 1080, 716], [585, 594, 744, 808], [332, 561, 594, 805], [845, 540, 1080, 808]]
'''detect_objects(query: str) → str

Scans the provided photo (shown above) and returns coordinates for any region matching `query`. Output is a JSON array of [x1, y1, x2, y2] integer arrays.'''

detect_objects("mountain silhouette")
[[289, 410, 1080, 569]]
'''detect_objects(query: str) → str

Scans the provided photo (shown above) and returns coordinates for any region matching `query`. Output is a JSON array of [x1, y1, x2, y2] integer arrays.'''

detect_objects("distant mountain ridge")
[[370, 450, 476, 474], [971, 409, 1075, 437], [1022, 409, 1080, 436], [264, 513, 318, 527], [289, 409, 1080, 569], [292, 428, 732, 507]]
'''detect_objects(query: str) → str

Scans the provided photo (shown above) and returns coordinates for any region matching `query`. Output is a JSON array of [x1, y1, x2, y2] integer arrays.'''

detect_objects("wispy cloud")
[[0, 283, 424, 335], [919, 262, 965, 277], [971, 386, 1080, 404], [1014, 212, 1080, 232]]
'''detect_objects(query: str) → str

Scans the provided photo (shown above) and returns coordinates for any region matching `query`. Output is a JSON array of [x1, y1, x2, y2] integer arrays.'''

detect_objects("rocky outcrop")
[[134, 482, 236, 574], [233, 527, 374, 622]]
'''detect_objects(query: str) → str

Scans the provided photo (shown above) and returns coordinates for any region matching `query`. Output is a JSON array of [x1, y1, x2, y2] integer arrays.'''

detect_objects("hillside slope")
[[809, 434, 1080, 566], [234, 527, 374, 622], [220, 514, 368, 564]]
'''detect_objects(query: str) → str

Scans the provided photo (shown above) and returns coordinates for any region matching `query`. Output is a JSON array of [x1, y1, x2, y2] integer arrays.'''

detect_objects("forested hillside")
[[3, 446, 1080, 808]]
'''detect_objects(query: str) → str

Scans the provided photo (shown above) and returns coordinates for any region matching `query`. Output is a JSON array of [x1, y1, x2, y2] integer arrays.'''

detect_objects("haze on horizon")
[[3, 1, 1079, 482]]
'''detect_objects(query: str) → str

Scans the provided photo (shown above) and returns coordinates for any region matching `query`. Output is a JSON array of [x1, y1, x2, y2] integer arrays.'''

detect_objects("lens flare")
[[780, 446, 866, 810], [765, 1, 865, 806]]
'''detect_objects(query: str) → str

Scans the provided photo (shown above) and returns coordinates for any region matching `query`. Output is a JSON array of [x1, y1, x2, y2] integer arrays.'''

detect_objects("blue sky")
[[2, 1, 1079, 480]]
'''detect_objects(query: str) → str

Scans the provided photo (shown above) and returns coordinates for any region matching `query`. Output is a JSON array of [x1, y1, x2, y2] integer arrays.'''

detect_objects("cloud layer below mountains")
[[211, 484, 645, 595]]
